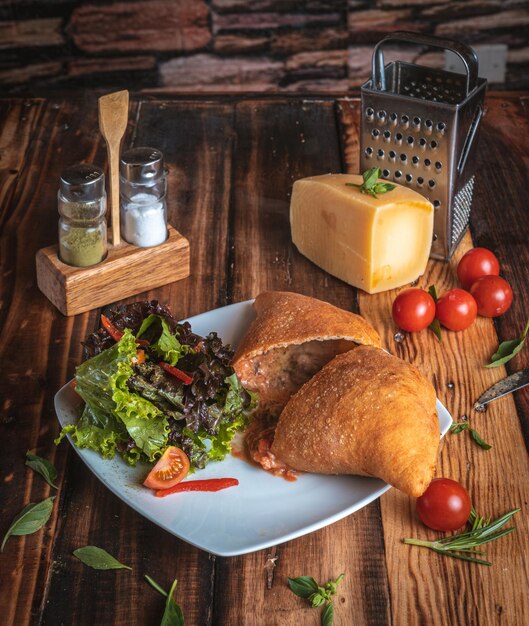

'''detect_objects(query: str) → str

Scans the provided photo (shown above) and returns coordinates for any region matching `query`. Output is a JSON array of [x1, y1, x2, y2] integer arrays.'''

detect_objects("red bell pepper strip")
[[159, 362, 193, 385], [101, 314, 123, 342], [154, 478, 239, 497], [101, 314, 149, 346]]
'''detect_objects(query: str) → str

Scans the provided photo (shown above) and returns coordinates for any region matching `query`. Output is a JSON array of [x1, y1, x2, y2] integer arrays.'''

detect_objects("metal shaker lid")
[[59, 164, 105, 202], [120, 147, 164, 185]]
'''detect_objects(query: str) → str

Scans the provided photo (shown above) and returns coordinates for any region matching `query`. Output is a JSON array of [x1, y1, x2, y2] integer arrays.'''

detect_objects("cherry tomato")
[[416, 478, 472, 531], [143, 446, 190, 491], [435, 288, 477, 331], [457, 248, 500, 290], [392, 289, 436, 332], [469, 275, 513, 318]]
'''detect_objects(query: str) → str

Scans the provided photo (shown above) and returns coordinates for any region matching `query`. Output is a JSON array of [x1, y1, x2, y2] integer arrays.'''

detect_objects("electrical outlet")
[[445, 44, 507, 83]]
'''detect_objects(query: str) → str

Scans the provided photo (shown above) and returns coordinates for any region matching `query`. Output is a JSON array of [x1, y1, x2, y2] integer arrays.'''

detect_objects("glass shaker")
[[58, 164, 107, 267], [120, 147, 168, 247]]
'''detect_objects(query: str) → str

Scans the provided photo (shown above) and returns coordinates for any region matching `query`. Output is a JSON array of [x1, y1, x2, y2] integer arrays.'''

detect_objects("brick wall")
[[0, 0, 528, 94]]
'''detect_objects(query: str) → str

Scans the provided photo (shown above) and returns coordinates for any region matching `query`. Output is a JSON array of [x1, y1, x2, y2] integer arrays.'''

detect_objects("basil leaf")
[[428, 285, 438, 303], [322, 602, 334, 626], [450, 421, 469, 434], [145, 574, 168, 597], [288, 576, 319, 599], [470, 428, 492, 450], [160, 579, 184, 626], [363, 167, 380, 188], [373, 182, 396, 194], [1, 496, 55, 552], [25, 451, 58, 489], [73, 546, 131, 570], [485, 316, 529, 368], [429, 318, 442, 342]]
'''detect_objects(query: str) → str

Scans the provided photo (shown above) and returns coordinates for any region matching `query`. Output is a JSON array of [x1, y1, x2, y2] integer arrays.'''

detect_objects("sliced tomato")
[[159, 362, 193, 385], [143, 446, 190, 491], [132, 349, 146, 365]]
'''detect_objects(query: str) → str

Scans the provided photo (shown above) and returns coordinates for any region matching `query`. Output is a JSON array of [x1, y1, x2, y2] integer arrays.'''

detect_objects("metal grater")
[[360, 32, 487, 260]]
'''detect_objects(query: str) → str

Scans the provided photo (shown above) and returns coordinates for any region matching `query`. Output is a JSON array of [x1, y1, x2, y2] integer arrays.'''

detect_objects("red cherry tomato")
[[457, 248, 500, 289], [392, 289, 436, 332], [469, 275, 513, 318], [436, 288, 477, 331], [143, 446, 190, 491], [416, 478, 472, 531]]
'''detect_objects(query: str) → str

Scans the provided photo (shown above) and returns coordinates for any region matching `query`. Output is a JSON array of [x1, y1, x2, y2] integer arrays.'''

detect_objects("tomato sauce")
[[155, 478, 239, 497]]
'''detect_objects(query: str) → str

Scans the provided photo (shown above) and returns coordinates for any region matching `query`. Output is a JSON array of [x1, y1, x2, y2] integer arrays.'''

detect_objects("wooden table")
[[1, 92, 528, 626]]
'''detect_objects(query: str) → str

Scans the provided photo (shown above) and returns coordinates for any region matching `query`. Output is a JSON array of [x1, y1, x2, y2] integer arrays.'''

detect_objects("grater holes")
[[428, 179, 436, 188], [400, 153, 407, 163], [400, 115, 409, 128], [435, 161, 442, 170], [407, 136, 414, 146], [405, 173, 413, 183], [424, 158, 431, 168], [394, 170, 402, 180], [383, 130, 391, 141], [430, 140, 438, 149], [388, 150, 397, 161], [436, 121, 446, 135], [413, 116, 421, 129], [433, 233, 438, 242], [395, 132, 403, 145], [389, 112, 398, 124], [433, 200, 441, 208], [382, 168, 390, 178], [411, 155, 420, 166], [417, 176, 424, 187], [365, 107, 374, 117], [365, 147, 373, 158], [419, 137, 427, 150], [377, 148, 385, 159], [372, 128, 380, 139], [377, 110, 387, 124]]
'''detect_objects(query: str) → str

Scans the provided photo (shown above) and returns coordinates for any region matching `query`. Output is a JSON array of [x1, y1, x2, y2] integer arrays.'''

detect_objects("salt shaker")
[[58, 164, 107, 267], [120, 147, 168, 247]]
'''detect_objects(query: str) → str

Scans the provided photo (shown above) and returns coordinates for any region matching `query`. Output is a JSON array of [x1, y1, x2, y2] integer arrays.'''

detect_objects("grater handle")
[[372, 31, 479, 96]]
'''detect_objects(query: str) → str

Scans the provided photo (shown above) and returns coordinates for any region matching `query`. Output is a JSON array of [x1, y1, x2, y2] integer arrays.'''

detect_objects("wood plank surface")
[[1, 93, 528, 626]]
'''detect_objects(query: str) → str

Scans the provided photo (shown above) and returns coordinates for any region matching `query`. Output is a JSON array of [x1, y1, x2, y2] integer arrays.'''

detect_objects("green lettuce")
[[56, 329, 168, 464], [136, 315, 191, 366]]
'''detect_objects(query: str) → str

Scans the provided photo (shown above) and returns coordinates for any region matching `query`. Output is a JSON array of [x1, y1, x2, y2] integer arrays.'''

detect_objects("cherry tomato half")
[[469, 275, 513, 318], [416, 478, 472, 531], [392, 289, 436, 332], [143, 446, 190, 491], [457, 248, 500, 290], [436, 288, 477, 331]]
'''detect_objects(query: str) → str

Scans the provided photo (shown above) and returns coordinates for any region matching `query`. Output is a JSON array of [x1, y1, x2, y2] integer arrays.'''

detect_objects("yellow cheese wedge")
[[290, 173, 434, 294]]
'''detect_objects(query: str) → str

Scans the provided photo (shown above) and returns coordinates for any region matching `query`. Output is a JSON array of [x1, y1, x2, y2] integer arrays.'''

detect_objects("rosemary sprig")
[[404, 508, 520, 565], [345, 167, 396, 199]]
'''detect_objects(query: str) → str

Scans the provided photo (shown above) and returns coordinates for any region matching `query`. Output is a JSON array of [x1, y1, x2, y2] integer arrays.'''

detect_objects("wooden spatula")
[[98, 90, 129, 246]]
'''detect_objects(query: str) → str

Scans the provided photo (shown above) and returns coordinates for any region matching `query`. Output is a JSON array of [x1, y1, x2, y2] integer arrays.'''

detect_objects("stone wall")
[[0, 0, 528, 94]]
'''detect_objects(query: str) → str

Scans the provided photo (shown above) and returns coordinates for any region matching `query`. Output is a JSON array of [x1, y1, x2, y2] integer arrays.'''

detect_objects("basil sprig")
[[345, 167, 396, 199], [288, 573, 344, 625], [485, 316, 529, 368], [1, 496, 55, 552], [25, 451, 58, 489], [73, 546, 131, 570]]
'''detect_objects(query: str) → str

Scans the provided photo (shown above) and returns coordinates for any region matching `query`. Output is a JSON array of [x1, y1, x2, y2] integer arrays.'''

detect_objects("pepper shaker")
[[120, 147, 168, 247], [58, 164, 107, 267]]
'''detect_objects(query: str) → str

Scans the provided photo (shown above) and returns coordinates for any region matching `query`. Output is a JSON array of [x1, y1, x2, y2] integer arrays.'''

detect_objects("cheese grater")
[[360, 32, 487, 260]]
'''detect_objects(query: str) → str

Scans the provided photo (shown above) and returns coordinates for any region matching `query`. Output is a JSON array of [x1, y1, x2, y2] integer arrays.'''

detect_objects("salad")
[[56, 301, 258, 475]]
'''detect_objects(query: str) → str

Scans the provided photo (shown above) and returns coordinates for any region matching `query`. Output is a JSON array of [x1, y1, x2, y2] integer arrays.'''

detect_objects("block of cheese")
[[290, 173, 434, 294]]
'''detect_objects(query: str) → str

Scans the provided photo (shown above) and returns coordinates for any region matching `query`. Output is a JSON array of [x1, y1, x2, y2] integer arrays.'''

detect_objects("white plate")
[[55, 299, 452, 557]]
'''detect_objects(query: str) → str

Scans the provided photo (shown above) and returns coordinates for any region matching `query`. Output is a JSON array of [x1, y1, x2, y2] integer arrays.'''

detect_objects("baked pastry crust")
[[232, 291, 381, 416], [271, 345, 439, 497]]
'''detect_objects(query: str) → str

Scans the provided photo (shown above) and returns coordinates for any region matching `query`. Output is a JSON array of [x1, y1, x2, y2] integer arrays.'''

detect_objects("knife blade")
[[474, 367, 529, 411]]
